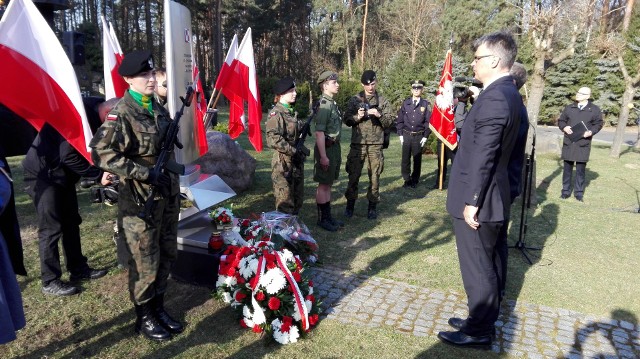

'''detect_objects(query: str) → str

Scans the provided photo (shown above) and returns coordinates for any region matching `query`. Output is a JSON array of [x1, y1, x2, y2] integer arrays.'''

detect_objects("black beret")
[[273, 76, 296, 95], [118, 50, 154, 77], [361, 70, 376, 84], [411, 80, 425, 87]]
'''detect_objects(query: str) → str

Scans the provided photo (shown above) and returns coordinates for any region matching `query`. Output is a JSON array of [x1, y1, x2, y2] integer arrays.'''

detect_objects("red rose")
[[235, 291, 247, 302], [308, 280, 314, 287], [242, 219, 251, 226], [240, 319, 248, 328], [309, 314, 319, 326], [280, 321, 291, 333], [268, 297, 281, 310], [306, 294, 315, 303], [266, 260, 277, 270], [292, 271, 302, 282], [226, 267, 236, 277], [235, 274, 246, 285], [256, 291, 266, 301], [258, 241, 268, 248], [282, 316, 293, 325], [252, 324, 263, 333]]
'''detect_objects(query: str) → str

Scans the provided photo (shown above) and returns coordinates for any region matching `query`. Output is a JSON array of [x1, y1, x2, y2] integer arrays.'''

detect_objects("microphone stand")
[[511, 126, 541, 264]]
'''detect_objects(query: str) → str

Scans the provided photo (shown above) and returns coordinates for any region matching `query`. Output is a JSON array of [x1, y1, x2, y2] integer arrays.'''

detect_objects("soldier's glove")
[[399, 135, 404, 145], [146, 171, 171, 197], [420, 137, 427, 147]]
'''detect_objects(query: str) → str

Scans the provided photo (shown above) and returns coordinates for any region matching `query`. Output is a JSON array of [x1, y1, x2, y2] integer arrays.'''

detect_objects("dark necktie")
[[414, 100, 418, 107]]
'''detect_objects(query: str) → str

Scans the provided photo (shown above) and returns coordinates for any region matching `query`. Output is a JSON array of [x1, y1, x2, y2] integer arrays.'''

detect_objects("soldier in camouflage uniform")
[[343, 70, 395, 220], [313, 71, 344, 232], [89, 50, 182, 342], [265, 77, 309, 214]]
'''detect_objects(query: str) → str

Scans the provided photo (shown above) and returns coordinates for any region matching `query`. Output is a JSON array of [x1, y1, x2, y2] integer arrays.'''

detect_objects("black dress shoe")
[[560, 194, 570, 199], [448, 317, 465, 330], [575, 196, 584, 202], [70, 267, 108, 282], [42, 279, 79, 296], [437, 330, 492, 349]]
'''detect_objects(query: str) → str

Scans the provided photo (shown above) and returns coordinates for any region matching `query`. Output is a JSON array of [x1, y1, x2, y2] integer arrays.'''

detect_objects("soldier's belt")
[[403, 129, 424, 136], [325, 136, 339, 148]]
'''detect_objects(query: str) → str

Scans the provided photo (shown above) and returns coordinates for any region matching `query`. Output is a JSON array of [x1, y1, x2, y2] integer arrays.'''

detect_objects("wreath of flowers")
[[215, 238, 321, 344]]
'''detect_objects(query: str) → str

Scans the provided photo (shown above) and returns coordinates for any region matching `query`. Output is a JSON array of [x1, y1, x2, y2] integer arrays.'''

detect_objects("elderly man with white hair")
[[558, 86, 603, 202]]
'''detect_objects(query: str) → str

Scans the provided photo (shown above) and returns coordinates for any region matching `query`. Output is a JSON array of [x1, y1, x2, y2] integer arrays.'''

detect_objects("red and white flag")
[[213, 34, 245, 139], [191, 47, 208, 156], [0, 0, 94, 162], [429, 49, 457, 151], [101, 16, 127, 99], [228, 28, 263, 152]]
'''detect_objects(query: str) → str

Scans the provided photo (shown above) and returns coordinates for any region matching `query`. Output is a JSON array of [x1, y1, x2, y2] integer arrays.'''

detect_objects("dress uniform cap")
[[411, 80, 425, 88], [118, 50, 154, 77], [318, 71, 338, 84], [273, 76, 296, 95], [361, 70, 376, 84]]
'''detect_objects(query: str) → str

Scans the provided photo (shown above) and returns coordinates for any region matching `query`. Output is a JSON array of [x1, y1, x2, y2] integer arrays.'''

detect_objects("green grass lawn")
[[2, 125, 639, 358]]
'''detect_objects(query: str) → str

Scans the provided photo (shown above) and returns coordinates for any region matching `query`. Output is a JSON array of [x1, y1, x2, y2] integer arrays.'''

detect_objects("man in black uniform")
[[23, 115, 109, 296], [396, 80, 431, 188]]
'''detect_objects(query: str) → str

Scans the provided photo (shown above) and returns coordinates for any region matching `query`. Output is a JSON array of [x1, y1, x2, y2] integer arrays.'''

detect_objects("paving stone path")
[[310, 266, 640, 358]]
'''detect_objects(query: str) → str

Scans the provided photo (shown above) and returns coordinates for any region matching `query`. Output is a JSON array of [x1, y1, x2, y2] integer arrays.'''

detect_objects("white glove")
[[399, 135, 404, 144], [420, 137, 427, 147]]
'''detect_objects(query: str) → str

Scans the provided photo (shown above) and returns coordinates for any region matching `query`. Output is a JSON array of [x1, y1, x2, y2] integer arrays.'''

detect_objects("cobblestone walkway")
[[311, 266, 640, 358]]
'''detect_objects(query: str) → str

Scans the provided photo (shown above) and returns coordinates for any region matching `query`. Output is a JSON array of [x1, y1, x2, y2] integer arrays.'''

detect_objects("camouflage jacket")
[[89, 90, 179, 200], [266, 103, 301, 157], [343, 91, 395, 145]]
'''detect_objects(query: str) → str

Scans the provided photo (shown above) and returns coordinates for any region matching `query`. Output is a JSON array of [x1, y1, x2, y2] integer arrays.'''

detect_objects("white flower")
[[292, 304, 301, 321], [216, 275, 237, 289], [271, 318, 300, 344], [259, 268, 287, 294], [308, 286, 314, 295], [239, 255, 258, 279], [281, 248, 294, 262]]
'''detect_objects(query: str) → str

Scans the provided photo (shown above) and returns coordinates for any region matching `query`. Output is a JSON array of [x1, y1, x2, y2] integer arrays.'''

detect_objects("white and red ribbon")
[[275, 251, 309, 331]]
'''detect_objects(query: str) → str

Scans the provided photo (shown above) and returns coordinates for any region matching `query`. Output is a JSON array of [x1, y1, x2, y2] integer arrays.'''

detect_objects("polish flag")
[[0, 0, 94, 163], [429, 49, 457, 151], [192, 51, 208, 156], [228, 28, 263, 152], [101, 16, 128, 99], [214, 34, 245, 139]]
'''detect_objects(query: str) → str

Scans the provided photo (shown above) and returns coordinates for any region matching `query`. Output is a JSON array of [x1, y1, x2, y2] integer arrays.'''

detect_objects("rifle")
[[285, 102, 319, 181], [138, 86, 194, 219]]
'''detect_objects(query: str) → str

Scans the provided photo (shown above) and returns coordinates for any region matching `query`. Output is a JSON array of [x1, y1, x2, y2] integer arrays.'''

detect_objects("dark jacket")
[[396, 97, 432, 138], [0, 155, 26, 276], [446, 76, 523, 222], [558, 101, 603, 162], [22, 123, 102, 189]]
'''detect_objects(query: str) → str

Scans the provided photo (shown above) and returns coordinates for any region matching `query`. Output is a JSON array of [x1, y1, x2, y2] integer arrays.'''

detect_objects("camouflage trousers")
[[271, 153, 304, 214], [344, 144, 384, 203], [118, 182, 179, 305]]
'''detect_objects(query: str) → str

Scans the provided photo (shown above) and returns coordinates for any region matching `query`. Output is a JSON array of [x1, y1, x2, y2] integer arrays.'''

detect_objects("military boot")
[[152, 294, 184, 334], [327, 202, 344, 227], [367, 201, 378, 220], [317, 203, 338, 232], [344, 199, 356, 218], [134, 303, 172, 341]]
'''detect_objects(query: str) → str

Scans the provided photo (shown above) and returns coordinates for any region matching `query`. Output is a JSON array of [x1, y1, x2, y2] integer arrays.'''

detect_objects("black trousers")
[[562, 160, 586, 198], [435, 141, 455, 188], [29, 180, 88, 285], [452, 217, 504, 337], [400, 133, 423, 184]]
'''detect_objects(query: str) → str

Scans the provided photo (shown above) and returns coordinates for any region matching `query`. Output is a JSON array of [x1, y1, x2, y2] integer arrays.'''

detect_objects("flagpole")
[[206, 88, 217, 109]]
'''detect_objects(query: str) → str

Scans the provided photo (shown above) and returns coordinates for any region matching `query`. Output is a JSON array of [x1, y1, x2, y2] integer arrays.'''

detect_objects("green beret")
[[118, 50, 154, 77], [317, 71, 338, 84]]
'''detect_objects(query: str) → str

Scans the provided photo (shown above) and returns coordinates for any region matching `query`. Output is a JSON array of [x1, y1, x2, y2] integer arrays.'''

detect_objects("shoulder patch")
[[106, 114, 118, 121]]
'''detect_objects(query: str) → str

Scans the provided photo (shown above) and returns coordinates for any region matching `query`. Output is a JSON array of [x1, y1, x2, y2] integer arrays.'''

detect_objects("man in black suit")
[[438, 31, 523, 349]]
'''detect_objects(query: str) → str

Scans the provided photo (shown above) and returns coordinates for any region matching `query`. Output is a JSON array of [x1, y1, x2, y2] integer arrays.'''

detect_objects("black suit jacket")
[[446, 75, 523, 222]]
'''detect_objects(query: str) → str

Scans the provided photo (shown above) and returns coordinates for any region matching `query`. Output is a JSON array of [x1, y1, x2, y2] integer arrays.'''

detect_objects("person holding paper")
[[558, 87, 603, 202]]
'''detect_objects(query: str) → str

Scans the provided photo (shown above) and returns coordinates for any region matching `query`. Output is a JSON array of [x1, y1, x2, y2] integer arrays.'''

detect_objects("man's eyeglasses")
[[473, 54, 495, 61], [411, 86, 423, 90]]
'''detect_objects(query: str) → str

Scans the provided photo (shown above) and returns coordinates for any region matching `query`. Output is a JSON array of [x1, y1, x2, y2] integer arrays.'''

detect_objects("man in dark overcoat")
[[558, 87, 603, 202]]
